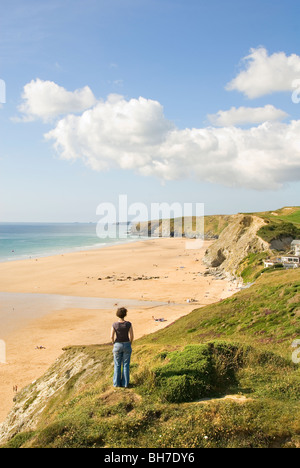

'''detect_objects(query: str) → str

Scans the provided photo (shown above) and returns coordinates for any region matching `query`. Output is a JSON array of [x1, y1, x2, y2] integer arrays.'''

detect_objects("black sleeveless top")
[[113, 321, 132, 343]]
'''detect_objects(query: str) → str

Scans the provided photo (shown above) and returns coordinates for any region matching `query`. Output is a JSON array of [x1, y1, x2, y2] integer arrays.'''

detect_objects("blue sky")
[[0, 0, 300, 222]]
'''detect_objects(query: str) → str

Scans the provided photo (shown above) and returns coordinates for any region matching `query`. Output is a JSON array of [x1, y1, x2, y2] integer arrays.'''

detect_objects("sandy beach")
[[0, 238, 237, 422]]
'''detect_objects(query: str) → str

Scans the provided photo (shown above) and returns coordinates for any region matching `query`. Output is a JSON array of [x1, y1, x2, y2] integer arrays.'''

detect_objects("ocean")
[[0, 223, 137, 263]]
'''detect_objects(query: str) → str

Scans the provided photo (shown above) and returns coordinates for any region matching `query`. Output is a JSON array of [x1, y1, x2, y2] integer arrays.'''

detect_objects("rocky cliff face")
[[130, 215, 233, 239], [131, 214, 270, 280], [130, 217, 201, 238], [203, 214, 269, 279], [269, 237, 295, 251], [0, 346, 103, 445]]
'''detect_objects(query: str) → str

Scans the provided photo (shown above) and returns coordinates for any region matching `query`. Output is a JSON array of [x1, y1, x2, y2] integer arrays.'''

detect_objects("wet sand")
[[0, 292, 170, 338]]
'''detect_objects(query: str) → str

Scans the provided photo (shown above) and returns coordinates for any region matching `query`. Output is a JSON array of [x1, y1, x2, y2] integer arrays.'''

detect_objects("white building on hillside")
[[281, 255, 300, 268], [263, 240, 300, 270]]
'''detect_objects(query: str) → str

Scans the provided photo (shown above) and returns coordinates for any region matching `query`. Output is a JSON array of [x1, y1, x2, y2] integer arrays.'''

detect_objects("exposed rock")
[[269, 237, 295, 251], [0, 347, 103, 445], [203, 214, 269, 279], [210, 249, 227, 268]]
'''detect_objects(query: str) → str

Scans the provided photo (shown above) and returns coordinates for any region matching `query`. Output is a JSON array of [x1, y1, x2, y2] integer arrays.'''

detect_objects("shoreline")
[[0, 237, 238, 423], [0, 233, 148, 264], [0, 292, 172, 339]]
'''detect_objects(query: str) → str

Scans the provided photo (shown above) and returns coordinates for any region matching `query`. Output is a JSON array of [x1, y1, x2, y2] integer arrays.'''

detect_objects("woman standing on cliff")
[[111, 307, 134, 388]]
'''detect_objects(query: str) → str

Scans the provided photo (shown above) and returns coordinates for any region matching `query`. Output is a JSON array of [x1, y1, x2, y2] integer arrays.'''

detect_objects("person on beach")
[[111, 307, 134, 388], [152, 316, 166, 322]]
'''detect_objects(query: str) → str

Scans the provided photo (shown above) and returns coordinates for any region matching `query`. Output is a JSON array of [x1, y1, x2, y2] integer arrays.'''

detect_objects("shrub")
[[153, 342, 245, 403], [257, 221, 300, 243]]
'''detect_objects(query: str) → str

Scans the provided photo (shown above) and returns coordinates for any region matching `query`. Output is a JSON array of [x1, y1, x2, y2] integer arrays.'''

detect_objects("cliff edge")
[[203, 214, 269, 279]]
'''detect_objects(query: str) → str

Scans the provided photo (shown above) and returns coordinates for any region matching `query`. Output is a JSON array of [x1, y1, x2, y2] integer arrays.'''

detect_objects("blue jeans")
[[113, 342, 132, 388]]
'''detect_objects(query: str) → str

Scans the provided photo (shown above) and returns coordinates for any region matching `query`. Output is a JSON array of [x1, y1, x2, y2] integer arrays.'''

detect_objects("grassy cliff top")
[[1, 269, 299, 449], [254, 206, 300, 226], [253, 207, 300, 244]]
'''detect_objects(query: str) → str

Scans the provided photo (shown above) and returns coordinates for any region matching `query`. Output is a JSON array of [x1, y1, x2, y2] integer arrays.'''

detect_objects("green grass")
[[262, 207, 300, 226], [278, 210, 300, 226], [153, 342, 246, 403], [1, 269, 300, 449], [257, 222, 300, 244], [143, 269, 300, 347], [253, 206, 300, 225], [251, 207, 300, 244], [237, 252, 270, 283]]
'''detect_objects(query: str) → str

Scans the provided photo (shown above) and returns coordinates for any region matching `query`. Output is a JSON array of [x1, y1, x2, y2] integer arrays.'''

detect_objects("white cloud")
[[45, 93, 175, 169], [17, 79, 97, 122], [44, 93, 300, 191], [208, 105, 288, 127], [226, 47, 300, 98]]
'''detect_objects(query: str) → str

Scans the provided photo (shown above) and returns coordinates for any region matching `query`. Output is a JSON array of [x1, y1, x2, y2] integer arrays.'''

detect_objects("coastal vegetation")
[[255, 207, 300, 227], [254, 207, 300, 244], [234, 207, 300, 283], [133, 214, 233, 239], [236, 252, 275, 283], [257, 221, 300, 244], [1, 269, 299, 448], [133, 206, 300, 241]]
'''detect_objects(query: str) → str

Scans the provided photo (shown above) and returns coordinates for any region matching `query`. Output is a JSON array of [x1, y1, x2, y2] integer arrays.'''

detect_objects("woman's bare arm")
[[129, 325, 134, 344], [111, 326, 115, 344]]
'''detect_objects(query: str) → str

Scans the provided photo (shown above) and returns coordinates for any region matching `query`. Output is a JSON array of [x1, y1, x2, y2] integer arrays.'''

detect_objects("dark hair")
[[116, 307, 127, 319]]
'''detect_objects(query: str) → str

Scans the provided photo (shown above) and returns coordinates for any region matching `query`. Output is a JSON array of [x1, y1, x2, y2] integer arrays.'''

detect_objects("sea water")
[[0, 223, 137, 263]]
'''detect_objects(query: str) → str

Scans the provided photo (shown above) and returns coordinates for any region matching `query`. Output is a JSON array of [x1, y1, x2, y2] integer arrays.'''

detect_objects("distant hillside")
[[131, 214, 234, 239], [131, 207, 300, 250], [254, 206, 300, 227], [203, 208, 300, 281], [1, 269, 299, 448], [130, 208, 300, 284]]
